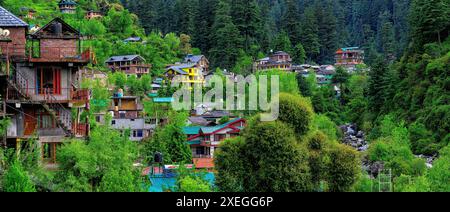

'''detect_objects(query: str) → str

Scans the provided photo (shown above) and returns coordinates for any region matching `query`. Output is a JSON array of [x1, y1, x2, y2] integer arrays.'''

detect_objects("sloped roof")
[[166, 63, 196, 75], [193, 158, 214, 169], [183, 126, 202, 135], [31, 17, 80, 38], [105, 55, 145, 63], [0, 6, 28, 27], [188, 116, 214, 126], [200, 118, 242, 134], [183, 118, 243, 136], [184, 54, 206, 64], [59, 0, 77, 6]]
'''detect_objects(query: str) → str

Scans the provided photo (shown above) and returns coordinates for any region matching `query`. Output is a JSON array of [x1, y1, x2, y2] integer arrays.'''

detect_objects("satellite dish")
[[0, 28, 9, 37]]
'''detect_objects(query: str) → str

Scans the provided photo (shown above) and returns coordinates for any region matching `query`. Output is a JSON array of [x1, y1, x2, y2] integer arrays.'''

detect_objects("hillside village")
[[0, 0, 449, 193]]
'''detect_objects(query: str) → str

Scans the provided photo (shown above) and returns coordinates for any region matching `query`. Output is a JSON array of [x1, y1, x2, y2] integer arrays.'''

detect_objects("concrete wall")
[[15, 63, 72, 101]]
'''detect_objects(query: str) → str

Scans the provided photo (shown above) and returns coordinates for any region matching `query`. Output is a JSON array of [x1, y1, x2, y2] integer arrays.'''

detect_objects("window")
[[137, 130, 143, 137], [111, 120, 116, 125], [131, 119, 135, 122], [96, 116, 101, 123], [196, 147, 205, 155], [214, 134, 226, 141], [119, 111, 126, 119], [37, 67, 61, 95]]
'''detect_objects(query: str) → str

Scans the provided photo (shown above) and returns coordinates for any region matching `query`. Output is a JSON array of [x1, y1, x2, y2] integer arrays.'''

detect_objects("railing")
[[43, 88, 73, 134], [6, 66, 30, 99], [72, 123, 88, 137], [28, 46, 95, 63], [192, 154, 213, 159]]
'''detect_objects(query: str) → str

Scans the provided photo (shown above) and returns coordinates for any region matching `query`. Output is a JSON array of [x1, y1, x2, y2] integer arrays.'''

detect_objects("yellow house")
[[165, 63, 204, 88]]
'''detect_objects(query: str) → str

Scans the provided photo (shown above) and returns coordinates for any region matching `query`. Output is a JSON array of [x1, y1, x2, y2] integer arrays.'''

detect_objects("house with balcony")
[[0, 14, 91, 165], [183, 54, 209, 75], [165, 63, 205, 89], [335, 47, 365, 71], [108, 95, 154, 141], [183, 118, 246, 169], [105, 55, 151, 78], [254, 51, 292, 71]]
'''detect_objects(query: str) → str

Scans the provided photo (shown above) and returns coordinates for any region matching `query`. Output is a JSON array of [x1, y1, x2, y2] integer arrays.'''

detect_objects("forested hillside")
[[0, 0, 449, 193], [123, 0, 411, 68]]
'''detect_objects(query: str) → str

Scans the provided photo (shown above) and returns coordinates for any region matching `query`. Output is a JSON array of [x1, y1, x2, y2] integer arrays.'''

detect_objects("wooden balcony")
[[28, 47, 94, 64]]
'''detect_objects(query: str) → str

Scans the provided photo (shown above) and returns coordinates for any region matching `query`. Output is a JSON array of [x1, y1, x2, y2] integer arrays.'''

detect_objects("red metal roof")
[[193, 158, 215, 169]]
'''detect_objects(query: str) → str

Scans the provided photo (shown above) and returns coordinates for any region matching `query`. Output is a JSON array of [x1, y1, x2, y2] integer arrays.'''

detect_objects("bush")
[[278, 93, 314, 136], [2, 160, 36, 192], [327, 144, 360, 192]]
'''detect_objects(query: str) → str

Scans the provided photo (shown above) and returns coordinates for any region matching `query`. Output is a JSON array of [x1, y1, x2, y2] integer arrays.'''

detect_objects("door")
[[37, 67, 61, 95]]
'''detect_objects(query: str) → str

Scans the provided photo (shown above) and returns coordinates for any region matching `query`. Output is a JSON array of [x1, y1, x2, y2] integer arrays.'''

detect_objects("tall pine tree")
[[209, 0, 242, 70]]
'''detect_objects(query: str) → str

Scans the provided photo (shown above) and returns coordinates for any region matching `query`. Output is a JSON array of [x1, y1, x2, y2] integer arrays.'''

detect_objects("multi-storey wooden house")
[[0, 10, 92, 165], [254, 51, 292, 71], [183, 118, 246, 169], [105, 55, 152, 78], [335, 47, 365, 71]]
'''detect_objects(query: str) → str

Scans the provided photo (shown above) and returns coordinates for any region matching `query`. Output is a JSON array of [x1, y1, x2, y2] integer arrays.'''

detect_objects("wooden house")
[[58, 0, 77, 14], [105, 55, 151, 78], [0, 15, 92, 165]]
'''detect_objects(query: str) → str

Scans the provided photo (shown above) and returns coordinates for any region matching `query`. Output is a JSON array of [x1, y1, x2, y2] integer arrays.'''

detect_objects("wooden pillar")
[[2, 98, 6, 148]]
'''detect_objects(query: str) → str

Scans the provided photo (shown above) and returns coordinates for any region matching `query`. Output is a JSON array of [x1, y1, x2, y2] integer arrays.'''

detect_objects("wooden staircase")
[[41, 89, 73, 137]]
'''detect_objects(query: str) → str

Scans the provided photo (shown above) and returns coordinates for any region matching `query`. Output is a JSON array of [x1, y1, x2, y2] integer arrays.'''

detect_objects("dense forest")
[[0, 0, 449, 192], [123, 0, 411, 68]]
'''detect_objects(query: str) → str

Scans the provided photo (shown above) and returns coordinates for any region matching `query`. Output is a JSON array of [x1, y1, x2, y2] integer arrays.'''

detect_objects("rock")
[[356, 131, 364, 138]]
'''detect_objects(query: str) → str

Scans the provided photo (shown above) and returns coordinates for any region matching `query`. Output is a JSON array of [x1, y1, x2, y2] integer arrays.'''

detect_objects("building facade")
[[105, 55, 151, 78], [254, 51, 292, 71], [183, 118, 246, 169], [335, 47, 365, 71], [108, 96, 154, 141], [165, 63, 204, 88], [0, 13, 91, 165]]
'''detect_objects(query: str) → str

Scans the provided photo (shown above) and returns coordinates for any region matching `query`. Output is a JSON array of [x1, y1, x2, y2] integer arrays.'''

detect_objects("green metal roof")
[[153, 97, 174, 103], [183, 118, 242, 135], [183, 126, 201, 135]]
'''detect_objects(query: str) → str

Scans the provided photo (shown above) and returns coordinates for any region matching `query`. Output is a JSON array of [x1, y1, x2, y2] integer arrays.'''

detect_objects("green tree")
[[367, 57, 388, 115], [282, 0, 302, 45], [296, 74, 312, 97], [300, 7, 320, 61], [209, 0, 242, 70], [427, 145, 450, 191], [231, 0, 262, 51], [145, 111, 191, 164], [278, 93, 314, 136], [293, 43, 307, 64], [177, 175, 212, 192], [2, 160, 36, 192], [272, 31, 292, 53], [410, 0, 450, 48], [327, 144, 360, 192]]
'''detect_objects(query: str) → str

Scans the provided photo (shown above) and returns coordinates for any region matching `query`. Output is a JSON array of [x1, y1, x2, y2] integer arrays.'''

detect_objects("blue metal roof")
[[148, 172, 215, 192], [184, 55, 205, 64], [0, 6, 28, 27], [153, 97, 174, 103], [59, 0, 77, 6], [105, 55, 144, 63], [166, 63, 196, 75]]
